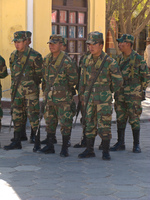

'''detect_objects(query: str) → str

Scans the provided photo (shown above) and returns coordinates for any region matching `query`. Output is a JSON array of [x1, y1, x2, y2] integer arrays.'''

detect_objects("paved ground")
[[0, 91, 150, 200]]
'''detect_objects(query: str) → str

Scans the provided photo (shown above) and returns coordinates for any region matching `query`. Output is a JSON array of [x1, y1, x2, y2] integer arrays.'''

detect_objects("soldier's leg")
[[128, 101, 142, 153], [25, 93, 41, 152], [59, 103, 73, 157], [78, 103, 96, 158], [11, 106, 28, 142], [97, 103, 112, 160], [110, 101, 128, 151], [38, 105, 58, 154], [4, 98, 23, 150]]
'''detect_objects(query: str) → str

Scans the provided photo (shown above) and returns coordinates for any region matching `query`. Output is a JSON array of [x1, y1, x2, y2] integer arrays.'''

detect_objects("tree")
[[106, 0, 150, 54]]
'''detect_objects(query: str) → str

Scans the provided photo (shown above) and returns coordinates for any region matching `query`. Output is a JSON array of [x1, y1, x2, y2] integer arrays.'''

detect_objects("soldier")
[[0, 55, 8, 129], [4, 31, 43, 151], [38, 34, 78, 157], [40, 36, 76, 147], [78, 31, 123, 160], [110, 34, 149, 153], [10, 31, 32, 142]]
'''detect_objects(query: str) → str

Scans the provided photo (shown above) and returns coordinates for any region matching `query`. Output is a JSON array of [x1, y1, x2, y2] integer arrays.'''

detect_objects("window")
[[52, 0, 88, 63]]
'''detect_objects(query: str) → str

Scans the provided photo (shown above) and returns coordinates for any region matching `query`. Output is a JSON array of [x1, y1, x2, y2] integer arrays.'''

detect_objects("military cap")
[[144, 37, 150, 42], [86, 31, 103, 45], [26, 31, 32, 39], [62, 37, 67, 46], [116, 34, 134, 44], [12, 31, 27, 42], [47, 34, 63, 44]]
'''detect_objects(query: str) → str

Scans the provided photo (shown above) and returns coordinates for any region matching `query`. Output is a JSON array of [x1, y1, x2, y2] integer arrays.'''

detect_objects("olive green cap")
[[116, 34, 134, 44], [86, 31, 103, 45], [62, 37, 67, 46], [26, 31, 32, 39], [47, 34, 63, 44], [12, 31, 27, 42]]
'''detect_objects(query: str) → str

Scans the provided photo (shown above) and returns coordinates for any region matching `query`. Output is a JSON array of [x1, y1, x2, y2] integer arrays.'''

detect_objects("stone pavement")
[[0, 94, 150, 200]]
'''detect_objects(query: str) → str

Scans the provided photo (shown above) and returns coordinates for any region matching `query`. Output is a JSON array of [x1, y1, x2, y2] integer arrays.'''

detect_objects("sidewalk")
[[0, 95, 150, 200]]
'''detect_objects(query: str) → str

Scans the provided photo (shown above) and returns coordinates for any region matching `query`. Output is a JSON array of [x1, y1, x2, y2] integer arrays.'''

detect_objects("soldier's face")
[[49, 42, 62, 54], [118, 42, 129, 52], [14, 41, 27, 52], [88, 43, 103, 56]]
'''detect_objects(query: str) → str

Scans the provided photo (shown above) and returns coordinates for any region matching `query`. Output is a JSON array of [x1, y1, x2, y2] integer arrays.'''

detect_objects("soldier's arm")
[[0, 56, 8, 78], [139, 59, 149, 90], [33, 53, 43, 84], [66, 58, 78, 88], [109, 58, 123, 93]]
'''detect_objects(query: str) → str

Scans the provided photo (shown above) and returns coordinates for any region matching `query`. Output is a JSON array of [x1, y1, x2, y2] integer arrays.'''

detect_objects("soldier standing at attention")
[[0, 55, 8, 129], [78, 31, 123, 160], [4, 31, 43, 151], [110, 34, 149, 153], [10, 31, 32, 142], [38, 34, 78, 157]]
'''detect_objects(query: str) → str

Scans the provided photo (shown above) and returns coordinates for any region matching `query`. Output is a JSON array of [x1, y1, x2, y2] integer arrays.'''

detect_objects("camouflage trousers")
[[114, 100, 142, 130], [85, 102, 112, 140], [12, 93, 40, 132], [44, 102, 74, 136]]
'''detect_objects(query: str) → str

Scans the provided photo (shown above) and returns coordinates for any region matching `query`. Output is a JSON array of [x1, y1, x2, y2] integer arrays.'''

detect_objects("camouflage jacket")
[[0, 55, 8, 98], [42, 51, 78, 104], [79, 51, 123, 104], [10, 47, 43, 97], [115, 50, 149, 101]]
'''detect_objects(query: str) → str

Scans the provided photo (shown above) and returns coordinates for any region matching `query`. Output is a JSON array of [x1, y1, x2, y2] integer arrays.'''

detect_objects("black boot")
[[4, 131, 22, 150], [78, 138, 95, 158], [30, 127, 36, 143], [11, 125, 28, 142], [38, 135, 55, 154], [74, 134, 86, 148], [33, 129, 41, 152], [41, 135, 57, 144], [98, 140, 103, 150], [132, 129, 141, 153], [102, 140, 111, 160], [60, 135, 70, 157], [110, 128, 125, 151]]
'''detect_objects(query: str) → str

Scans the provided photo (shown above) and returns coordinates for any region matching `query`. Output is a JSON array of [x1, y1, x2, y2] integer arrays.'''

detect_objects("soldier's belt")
[[50, 86, 66, 91], [86, 85, 110, 92], [123, 79, 140, 86]]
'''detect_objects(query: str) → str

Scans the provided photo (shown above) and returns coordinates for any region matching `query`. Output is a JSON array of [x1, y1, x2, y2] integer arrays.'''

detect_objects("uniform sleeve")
[[139, 59, 149, 90], [0, 56, 8, 79], [33, 53, 43, 84], [66, 58, 78, 89], [109, 59, 123, 93], [41, 57, 47, 92]]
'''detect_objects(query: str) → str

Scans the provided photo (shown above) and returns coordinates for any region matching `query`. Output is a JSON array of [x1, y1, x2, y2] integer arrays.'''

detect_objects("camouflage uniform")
[[4, 31, 43, 151], [40, 34, 78, 156], [110, 34, 149, 153], [0, 56, 8, 127], [78, 32, 123, 160], [10, 31, 33, 142]]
